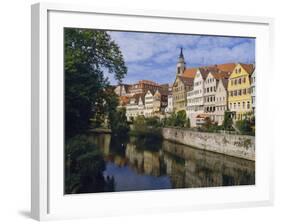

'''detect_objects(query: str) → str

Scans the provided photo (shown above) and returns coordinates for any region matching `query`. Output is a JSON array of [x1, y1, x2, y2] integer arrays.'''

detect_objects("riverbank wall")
[[162, 128, 255, 161]]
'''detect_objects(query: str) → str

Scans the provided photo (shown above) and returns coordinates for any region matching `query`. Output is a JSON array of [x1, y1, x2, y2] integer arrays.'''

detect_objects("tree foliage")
[[64, 28, 127, 136], [175, 110, 187, 127], [130, 115, 162, 139], [235, 117, 255, 135], [163, 110, 188, 128], [109, 107, 130, 136], [222, 111, 233, 131]]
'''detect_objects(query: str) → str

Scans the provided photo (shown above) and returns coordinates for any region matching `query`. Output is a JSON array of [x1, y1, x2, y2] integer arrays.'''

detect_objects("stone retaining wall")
[[162, 128, 255, 161]]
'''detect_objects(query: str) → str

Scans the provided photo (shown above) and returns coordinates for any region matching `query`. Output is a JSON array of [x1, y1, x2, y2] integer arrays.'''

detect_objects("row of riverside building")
[[114, 48, 255, 127]]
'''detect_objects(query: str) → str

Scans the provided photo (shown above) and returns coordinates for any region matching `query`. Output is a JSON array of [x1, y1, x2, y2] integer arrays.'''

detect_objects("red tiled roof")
[[182, 63, 236, 80], [211, 71, 230, 80], [216, 63, 236, 73], [240, 63, 255, 74], [119, 96, 129, 106], [182, 68, 197, 78]]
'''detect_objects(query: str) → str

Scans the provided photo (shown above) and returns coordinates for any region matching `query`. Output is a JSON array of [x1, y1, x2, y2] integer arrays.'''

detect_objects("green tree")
[[167, 112, 177, 126], [222, 111, 233, 131], [175, 110, 187, 127], [163, 111, 188, 128], [64, 28, 127, 136], [132, 115, 146, 132], [145, 116, 161, 127], [109, 107, 130, 136], [236, 118, 254, 135]]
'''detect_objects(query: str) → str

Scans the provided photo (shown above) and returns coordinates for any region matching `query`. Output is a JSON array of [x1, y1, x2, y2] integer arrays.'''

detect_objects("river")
[[65, 133, 255, 194]]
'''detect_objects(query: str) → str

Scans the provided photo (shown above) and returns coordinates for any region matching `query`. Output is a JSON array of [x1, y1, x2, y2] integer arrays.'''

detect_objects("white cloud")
[[107, 31, 255, 85]]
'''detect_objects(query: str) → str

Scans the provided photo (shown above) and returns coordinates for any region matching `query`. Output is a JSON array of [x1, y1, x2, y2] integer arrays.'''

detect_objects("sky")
[[105, 31, 255, 85]]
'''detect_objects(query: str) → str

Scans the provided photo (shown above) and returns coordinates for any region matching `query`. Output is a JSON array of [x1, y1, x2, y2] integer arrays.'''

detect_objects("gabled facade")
[[153, 89, 168, 114], [203, 72, 218, 121], [165, 92, 173, 114], [126, 93, 145, 120], [114, 84, 131, 96], [227, 63, 255, 120], [186, 69, 206, 127], [214, 78, 229, 125], [144, 90, 154, 117], [204, 71, 230, 122], [172, 75, 193, 112]]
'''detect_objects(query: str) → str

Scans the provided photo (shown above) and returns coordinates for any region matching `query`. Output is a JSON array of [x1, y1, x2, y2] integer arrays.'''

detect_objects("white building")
[[165, 94, 173, 114], [204, 71, 229, 123], [114, 84, 131, 96], [214, 78, 229, 125], [144, 90, 154, 117], [126, 93, 145, 120], [186, 68, 208, 127], [153, 89, 168, 114]]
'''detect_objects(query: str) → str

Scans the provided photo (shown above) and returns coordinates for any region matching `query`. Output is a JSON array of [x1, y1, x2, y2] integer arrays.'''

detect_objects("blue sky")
[[105, 31, 255, 85]]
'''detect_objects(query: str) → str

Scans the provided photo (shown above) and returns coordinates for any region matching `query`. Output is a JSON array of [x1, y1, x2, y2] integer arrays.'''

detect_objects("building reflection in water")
[[89, 133, 255, 192]]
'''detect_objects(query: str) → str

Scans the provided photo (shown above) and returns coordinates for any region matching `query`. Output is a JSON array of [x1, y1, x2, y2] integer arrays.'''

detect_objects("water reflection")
[[66, 133, 255, 193]]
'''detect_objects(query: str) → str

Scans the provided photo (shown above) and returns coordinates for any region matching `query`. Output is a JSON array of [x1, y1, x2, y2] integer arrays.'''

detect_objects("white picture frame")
[[31, 2, 275, 221]]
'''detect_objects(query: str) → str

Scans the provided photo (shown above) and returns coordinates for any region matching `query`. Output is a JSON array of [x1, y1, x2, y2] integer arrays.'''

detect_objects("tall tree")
[[222, 111, 233, 131], [64, 28, 127, 136]]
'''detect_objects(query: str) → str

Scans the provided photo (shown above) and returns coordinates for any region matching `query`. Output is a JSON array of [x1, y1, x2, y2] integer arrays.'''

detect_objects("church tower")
[[176, 47, 186, 75]]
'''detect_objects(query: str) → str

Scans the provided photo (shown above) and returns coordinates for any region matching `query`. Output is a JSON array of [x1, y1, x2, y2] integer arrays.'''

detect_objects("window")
[[243, 102, 245, 109], [238, 78, 241, 84], [234, 103, 236, 109], [238, 102, 240, 109], [247, 101, 250, 109], [234, 79, 237, 85]]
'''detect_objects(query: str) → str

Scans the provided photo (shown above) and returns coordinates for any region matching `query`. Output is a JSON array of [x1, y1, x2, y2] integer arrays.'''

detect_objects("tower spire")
[[179, 47, 184, 59], [176, 47, 186, 75]]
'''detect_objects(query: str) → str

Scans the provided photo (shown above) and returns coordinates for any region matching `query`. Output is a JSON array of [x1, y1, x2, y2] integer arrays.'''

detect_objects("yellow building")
[[227, 63, 255, 120]]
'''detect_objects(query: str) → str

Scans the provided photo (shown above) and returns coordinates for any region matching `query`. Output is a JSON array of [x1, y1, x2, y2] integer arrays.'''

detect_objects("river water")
[[65, 133, 255, 193]]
